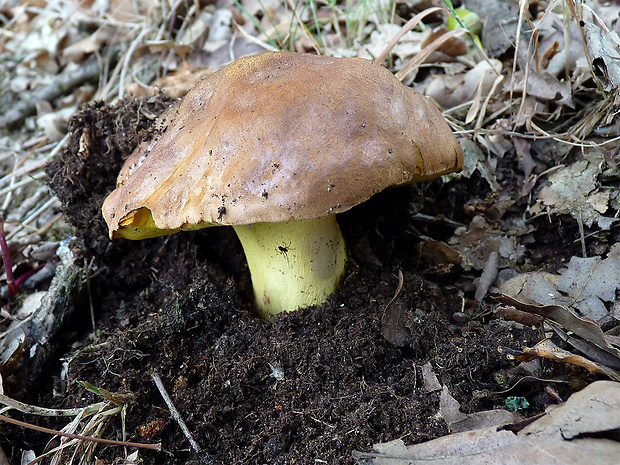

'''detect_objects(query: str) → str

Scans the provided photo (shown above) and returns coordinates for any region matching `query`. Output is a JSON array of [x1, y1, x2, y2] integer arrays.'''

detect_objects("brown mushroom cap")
[[102, 51, 463, 239]]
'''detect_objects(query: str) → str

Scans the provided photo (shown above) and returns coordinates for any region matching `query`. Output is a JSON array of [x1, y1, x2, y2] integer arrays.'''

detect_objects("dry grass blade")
[[0, 135, 68, 195], [373, 7, 445, 66], [0, 383, 154, 463], [234, 22, 279, 52], [286, 0, 321, 53], [0, 394, 105, 417], [395, 27, 472, 81], [6, 197, 59, 241], [510, 0, 530, 126], [118, 27, 155, 99], [475, 73, 505, 128], [568, 97, 615, 140]]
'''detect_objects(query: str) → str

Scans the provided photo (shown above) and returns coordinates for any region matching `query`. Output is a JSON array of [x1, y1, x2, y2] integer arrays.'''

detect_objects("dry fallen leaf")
[[449, 138, 501, 191], [519, 380, 620, 438], [421, 362, 442, 393], [493, 293, 620, 379], [354, 381, 620, 465], [422, 59, 503, 110], [556, 244, 620, 320], [582, 17, 620, 91], [519, 339, 620, 381], [532, 158, 612, 229], [439, 385, 521, 434], [498, 243, 620, 323], [496, 294, 620, 359], [448, 215, 525, 271], [126, 62, 214, 99], [521, 70, 573, 107], [364, 24, 425, 63]]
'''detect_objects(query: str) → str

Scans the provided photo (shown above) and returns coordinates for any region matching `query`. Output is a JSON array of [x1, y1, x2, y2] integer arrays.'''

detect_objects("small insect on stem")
[[276, 242, 294, 265]]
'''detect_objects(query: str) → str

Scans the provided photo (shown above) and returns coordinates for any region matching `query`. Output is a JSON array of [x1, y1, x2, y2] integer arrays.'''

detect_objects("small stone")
[[452, 311, 469, 325]]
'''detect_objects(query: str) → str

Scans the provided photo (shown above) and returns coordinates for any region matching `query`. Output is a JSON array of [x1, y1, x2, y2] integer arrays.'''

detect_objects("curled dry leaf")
[[494, 305, 543, 327], [582, 18, 620, 91], [494, 293, 620, 380], [418, 239, 462, 276], [518, 339, 620, 381], [496, 294, 620, 359], [521, 68, 574, 107]]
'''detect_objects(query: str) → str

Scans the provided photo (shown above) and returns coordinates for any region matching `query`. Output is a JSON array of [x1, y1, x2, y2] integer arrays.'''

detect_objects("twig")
[[118, 27, 154, 99], [0, 216, 16, 296], [0, 444, 9, 465], [0, 414, 161, 451], [151, 371, 200, 453], [0, 133, 69, 191], [577, 211, 587, 258], [0, 60, 101, 128], [475, 251, 499, 301], [35, 212, 63, 236], [285, 0, 322, 53], [6, 196, 60, 241]]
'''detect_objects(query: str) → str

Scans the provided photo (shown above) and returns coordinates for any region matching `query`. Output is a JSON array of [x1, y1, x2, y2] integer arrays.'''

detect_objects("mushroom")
[[102, 51, 463, 319]]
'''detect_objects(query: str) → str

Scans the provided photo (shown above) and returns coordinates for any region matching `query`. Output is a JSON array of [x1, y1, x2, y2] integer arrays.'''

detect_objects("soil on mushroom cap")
[[3, 95, 543, 464]]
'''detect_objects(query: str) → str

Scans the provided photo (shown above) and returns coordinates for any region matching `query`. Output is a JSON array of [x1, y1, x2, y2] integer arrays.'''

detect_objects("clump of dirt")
[[46, 95, 174, 254], [4, 95, 541, 463]]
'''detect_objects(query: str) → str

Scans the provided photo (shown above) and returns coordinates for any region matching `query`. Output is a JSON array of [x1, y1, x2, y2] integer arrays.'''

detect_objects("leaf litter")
[[354, 381, 620, 465], [0, 0, 619, 463]]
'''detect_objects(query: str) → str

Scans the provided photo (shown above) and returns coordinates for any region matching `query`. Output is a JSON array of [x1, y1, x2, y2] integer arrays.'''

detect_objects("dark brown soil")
[[1, 96, 558, 464]]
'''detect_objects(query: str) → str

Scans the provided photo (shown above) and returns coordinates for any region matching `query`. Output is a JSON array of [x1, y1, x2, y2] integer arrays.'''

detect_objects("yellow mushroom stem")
[[233, 216, 347, 320]]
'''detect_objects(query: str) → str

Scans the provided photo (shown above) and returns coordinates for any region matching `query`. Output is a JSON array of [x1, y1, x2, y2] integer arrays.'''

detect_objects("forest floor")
[[0, 1, 619, 464]]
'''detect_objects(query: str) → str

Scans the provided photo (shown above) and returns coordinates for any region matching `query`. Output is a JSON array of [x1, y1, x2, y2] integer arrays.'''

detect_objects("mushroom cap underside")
[[102, 51, 463, 239]]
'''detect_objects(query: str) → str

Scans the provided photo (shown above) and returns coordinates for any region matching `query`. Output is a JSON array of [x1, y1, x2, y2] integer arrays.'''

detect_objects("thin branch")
[[151, 371, 200, 453], [0, 414, 161, 451], [0, 216, 16, 296], [0, 60, 101, 128]]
